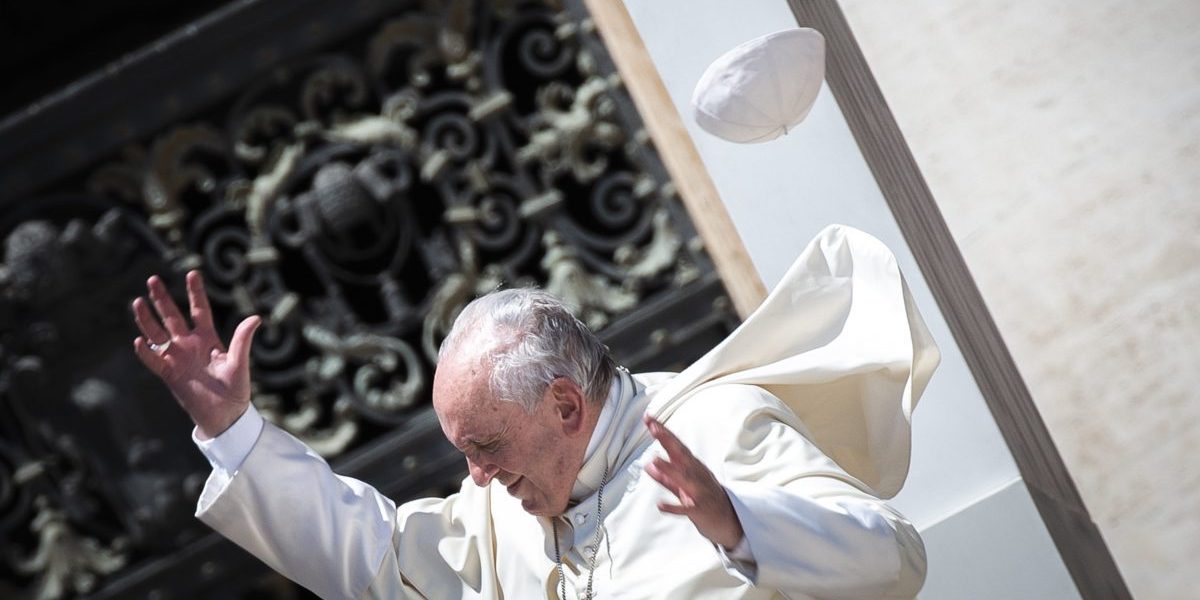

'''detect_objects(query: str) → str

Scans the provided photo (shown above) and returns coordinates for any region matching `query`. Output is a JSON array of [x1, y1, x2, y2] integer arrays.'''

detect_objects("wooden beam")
[[583, 0, 767, 318]]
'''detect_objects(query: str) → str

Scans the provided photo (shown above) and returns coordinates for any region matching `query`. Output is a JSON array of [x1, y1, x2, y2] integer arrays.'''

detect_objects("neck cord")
[[553, 463, 609, 600]]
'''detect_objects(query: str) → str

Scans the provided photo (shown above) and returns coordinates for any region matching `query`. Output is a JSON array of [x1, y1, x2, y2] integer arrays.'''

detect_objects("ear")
[[546, 378, 587, 435]]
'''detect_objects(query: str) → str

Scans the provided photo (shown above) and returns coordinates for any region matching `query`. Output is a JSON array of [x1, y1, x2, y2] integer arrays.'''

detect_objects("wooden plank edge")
[[583, 0, 768, 318]]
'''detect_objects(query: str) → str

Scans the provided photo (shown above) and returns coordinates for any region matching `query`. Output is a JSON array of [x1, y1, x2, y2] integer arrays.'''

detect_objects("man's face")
[[432, 354, 585, 516]]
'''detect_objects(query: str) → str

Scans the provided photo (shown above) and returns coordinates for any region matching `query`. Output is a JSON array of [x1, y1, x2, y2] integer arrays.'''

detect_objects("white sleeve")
[[195, 419, 408, 599], [194, 418, 497, 600], [673, 384, 927, 600], [192, 404, 264, 488], [715, 525, 758, 582], [724, 479, 926, 600]]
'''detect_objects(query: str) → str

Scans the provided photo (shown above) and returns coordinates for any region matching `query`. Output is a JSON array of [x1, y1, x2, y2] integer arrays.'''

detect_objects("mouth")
[[504, 476, 524, 496]]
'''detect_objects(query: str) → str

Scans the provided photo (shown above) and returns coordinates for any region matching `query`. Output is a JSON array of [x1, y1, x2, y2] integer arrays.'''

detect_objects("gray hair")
[[438, 288, 617, 412]]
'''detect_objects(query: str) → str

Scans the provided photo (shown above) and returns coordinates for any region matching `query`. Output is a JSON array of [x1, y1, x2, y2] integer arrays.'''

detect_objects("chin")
[[522, 497, 567, 517], [521, 500, 552, 517]]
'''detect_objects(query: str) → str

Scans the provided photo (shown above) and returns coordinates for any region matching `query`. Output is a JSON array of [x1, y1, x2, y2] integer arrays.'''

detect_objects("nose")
[[467, 456, 500, 487]]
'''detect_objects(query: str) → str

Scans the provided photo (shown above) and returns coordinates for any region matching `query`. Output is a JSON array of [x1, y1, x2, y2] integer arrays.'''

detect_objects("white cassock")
[[194, 225, 940, 600]]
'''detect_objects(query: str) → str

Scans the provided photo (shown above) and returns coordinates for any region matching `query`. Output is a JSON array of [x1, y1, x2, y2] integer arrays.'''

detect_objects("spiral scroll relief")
[[0, 1, 728, 597]]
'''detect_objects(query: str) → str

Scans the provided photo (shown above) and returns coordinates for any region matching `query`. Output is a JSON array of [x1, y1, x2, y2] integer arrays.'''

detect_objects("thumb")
[[228, 315, 262, 363]]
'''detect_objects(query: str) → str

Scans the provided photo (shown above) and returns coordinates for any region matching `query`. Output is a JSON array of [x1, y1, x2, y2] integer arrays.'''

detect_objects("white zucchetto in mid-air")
[[691, 28, 826, 144]]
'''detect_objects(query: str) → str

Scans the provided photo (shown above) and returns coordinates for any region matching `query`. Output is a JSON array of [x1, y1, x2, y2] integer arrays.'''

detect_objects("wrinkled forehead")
[[433, 320, 518, 405], [436, 399, 520, 458], [432, 352, 499, 437]]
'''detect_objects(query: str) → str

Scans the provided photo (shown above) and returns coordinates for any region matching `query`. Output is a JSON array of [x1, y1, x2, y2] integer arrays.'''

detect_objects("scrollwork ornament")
[[511, 12, 577, 80], [142, 125, 229, 244], [302, 324, 426, 426], [0, 440, 34, 535], [232, 105, 300, 165], [616, 207, 684, 282], [453, 175, 532, 255], [516, 78, 624, 184], [9, 497, 128, 600], [300, 59, 372, 126], [0, 1, 732, 595], [541, 231, 636, 330]]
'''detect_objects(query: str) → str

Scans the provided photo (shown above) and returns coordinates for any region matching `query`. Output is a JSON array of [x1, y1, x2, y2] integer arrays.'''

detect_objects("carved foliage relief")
[[0, 1, 732, 597]]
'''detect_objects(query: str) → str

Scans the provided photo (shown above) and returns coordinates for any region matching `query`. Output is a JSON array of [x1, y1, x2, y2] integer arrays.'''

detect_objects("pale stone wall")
[[839, 1, 1200, 598], [625, 0, 1080, 595]]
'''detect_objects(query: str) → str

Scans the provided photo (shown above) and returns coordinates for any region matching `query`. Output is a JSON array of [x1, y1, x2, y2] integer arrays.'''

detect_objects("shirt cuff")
[[193, 404, 264, 473], [716, 486, 758, 583], [727, 535, 755, 562]]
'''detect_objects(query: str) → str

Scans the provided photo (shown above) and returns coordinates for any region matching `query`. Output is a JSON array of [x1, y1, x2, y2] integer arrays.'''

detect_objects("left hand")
[[643, 415, 745, 549]]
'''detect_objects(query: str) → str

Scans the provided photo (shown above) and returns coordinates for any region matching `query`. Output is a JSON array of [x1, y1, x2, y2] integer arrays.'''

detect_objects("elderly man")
[[132, 225, 937, 600]]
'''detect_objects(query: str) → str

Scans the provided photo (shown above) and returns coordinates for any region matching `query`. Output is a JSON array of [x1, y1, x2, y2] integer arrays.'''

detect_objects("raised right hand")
[[131, 270, 261, 439]]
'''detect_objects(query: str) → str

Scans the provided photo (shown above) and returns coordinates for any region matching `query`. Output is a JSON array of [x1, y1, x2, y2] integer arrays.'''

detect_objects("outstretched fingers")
[[186, 270, 219, 341], [131, 297, 169, 345], [644, 415, 695, 463], [227, 315, 262, 366], [641, 416, 745, 548], [133, 336, 169, 377], [657, 501, 694, 516], [645, 456, 695, 513], [645, 457, 681, 491], [644, 415, 704, 512], [147, 275, 190, 338]]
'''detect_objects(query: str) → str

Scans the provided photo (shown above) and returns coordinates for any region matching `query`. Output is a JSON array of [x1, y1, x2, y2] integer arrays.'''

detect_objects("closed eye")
[[475, 439, 505, 454]]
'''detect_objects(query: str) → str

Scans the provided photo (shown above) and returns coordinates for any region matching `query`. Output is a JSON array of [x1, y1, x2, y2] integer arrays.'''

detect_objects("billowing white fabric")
[[648, 225, 940, 498], [692, 28, 826, 144], [195, 224, 938, 599]]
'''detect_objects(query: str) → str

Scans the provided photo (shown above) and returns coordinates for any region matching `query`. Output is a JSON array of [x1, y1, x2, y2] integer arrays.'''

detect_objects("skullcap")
[[691, 28, 826, 143]]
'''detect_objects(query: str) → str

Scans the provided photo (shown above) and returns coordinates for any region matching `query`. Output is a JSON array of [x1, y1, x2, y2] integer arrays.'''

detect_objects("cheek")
[[492, 445, 534, 476], [519, 436, 565, 485]]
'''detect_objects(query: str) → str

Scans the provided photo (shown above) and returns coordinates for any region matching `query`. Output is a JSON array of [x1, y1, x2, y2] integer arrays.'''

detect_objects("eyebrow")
[[456, 419, 508, 453]]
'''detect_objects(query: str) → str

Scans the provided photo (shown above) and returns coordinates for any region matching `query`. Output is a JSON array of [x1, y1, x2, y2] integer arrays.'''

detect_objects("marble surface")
[[839, 1, 1200, 598]]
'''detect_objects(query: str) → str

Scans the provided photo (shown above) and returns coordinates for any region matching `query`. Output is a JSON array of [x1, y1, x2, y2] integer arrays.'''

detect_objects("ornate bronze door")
[[0, 1, 740, 598]]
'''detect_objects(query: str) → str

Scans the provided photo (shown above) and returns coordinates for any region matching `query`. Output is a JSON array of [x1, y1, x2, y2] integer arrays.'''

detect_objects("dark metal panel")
[[0, 0, 416, 204], [0, 1, 738, 597], [0, 0, 238, 121]]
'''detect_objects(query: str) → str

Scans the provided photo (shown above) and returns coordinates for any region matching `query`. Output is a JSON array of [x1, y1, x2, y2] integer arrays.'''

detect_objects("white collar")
[[570, 368, 651, 501], [581, 377, 618, 464]]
